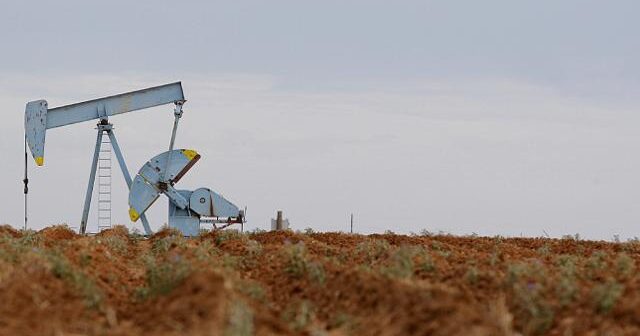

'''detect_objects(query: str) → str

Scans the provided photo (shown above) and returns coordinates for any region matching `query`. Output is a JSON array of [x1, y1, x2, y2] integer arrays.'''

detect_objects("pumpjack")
[[24, 82, 244, 236]]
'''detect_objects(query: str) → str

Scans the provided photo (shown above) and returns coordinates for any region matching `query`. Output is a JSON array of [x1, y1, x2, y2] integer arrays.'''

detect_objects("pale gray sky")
[[1, 1, 639, 239]]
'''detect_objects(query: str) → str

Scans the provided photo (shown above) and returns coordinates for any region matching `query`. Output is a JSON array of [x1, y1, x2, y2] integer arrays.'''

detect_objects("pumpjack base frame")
[[168, 189, 244, 237]]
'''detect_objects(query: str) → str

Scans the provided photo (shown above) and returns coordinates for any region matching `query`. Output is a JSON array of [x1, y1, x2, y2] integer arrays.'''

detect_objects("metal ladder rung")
[[96, 136, 112, 231]]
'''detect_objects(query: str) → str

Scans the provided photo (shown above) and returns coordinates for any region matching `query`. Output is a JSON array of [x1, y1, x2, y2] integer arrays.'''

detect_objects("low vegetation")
[[0, 224, 638, 335]]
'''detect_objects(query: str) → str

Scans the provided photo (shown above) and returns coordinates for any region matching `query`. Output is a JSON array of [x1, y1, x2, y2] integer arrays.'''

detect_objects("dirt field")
[[0, 225, 639, 335]]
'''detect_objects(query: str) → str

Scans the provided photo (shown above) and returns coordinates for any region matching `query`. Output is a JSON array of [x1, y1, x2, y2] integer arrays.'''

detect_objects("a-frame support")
[[80, 119, 152, 235]]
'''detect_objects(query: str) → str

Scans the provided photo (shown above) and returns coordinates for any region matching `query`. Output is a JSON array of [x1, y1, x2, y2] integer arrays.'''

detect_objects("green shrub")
[[555, 255, 578, 306], [556, 276, 577, 307], [465, 266, 479, 285], [382, 245, 419, 279], [355, 239, 390, 262], [283, 243, 326, 284], [137, 254, 191, 299], [536, 244, 551, 257], [225, 300, 254, 336], [194, 240, 221, 262], [592, 280, 624, 314], [418, 252, 436, 273], [216, 230, 245, 245], [48, 252, 102, 308], [282, 300, 315, 332], [152, 234, 186, 255], [585, 251, 608, 279], [236, 280, 266, 302], [615, 253, 635, 279], [284, 243, 308, 278], [430, 241, 451, 258], [101, 236, 128, 254], [245, 239, 263, 259], [307, 261, 326, 285]]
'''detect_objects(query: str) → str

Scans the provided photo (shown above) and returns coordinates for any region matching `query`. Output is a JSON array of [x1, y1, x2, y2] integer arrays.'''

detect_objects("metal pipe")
[[80, 127, 104, 234], [23, 137, 28, 231], [168, 103, 183, 152], [162, 101, 184, 182]]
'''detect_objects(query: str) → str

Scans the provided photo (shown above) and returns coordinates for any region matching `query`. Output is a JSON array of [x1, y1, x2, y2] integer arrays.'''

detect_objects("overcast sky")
[[1, 1, 639, 239]]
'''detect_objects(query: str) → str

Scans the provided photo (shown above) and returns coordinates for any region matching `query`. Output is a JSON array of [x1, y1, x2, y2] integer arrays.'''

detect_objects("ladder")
[[97, 135, 112, 232]]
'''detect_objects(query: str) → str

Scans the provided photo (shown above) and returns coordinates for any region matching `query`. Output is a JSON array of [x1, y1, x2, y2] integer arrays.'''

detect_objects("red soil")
[[0, 226, 639, 335]]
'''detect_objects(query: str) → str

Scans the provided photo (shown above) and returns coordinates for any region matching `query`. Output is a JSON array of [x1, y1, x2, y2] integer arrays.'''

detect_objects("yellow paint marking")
[[181, 149, 198, 160], [129, 207, 140, 222]]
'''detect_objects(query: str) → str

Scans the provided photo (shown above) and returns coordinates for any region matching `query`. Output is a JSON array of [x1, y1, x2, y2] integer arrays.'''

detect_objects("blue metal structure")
[[25, 82, 184, 166], [24, 82, 186, 235], [128, 149, 243, 236]]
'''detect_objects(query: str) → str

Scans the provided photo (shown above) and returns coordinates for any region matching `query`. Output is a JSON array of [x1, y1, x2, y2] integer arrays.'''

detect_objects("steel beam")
[[107, 129, 152, 235], [46, 82, 184, 129], [80, 127, 104, 234]]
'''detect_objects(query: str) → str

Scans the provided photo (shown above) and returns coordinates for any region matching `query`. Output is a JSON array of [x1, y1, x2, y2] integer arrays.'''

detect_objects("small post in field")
[[270, 210, 289, 231], [276, 210, 283, 230], [350, 213, 354, 233]]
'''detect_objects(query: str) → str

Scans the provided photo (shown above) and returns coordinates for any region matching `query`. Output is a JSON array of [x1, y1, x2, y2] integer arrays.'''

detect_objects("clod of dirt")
[[96, 225, 130, 239], [38, 225, 78, 243], [149, 227, 184, 243], [0, 224, 21, 238]]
